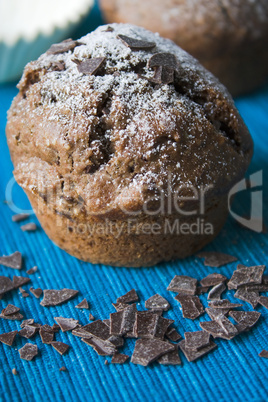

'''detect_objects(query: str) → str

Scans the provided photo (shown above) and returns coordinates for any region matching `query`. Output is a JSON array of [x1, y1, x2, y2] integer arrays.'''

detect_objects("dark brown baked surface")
[[6, 24, 253, 266]]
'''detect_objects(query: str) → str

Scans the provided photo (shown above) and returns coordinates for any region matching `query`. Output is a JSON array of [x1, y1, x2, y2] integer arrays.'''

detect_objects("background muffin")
[[99, 0, 268, 96], [6, 24, 253, 266]]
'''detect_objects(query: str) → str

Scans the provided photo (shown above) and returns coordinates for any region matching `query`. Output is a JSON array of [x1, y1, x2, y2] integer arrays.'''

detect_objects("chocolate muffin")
[[6, 24, 253, 267], [99, 0, 268, 96]]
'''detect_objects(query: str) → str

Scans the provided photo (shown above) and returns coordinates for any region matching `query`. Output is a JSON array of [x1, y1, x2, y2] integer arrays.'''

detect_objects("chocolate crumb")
[[0, 276, 14, 296], [13, 276, 31, 288], [0, 251, 22, 269], [19, 325, 38, 339], [19, 343, 38, 361], [229, 311, 261, 332], [259, 296, 268, 309], [117, 34, 155, 50], [2, 304, 20, 316], [104, 359, 109, 365], [75, 299, 89, 309], [234, 287, 260, 308], [228, 265, 265, 289], [103, 26, 114, 32], [26, 266, 38, 275], [59, 366, 67, 372], [208, 300, 242, 309], [82, 337, 117, 356], [200, 273, 227, 287], [165, 327, 182, 342], [40, 327, 54, 344], [208, 282, 226, 300]]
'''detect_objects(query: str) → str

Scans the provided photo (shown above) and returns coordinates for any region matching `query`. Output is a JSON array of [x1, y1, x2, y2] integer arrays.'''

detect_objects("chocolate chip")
[[21, 223, 37, 232], [19, 343, 38, 361], [200, 273, 227, 287], [184, 331, 211, 351], [47, 39, 80, 55], [82, 337, 117, 356], [12, 214, 30, 222], [117, 34, 156, 50], [157, 344, 182, 365], [197, 252, 237, 267], [2, 304, 20, 316], [131, 338, 175, 366], [234, 287, 259, 308], [208, 282, 226, 300], [208, 300, 242, 309], [40, 327, 54, 344], [145, 294, 170, 311], [19, 325, 38, 339], [0, 330, 18, 346], [111, 353, 129, 364], [175, 295, 204, 320], [228, 311, 261, 331], [54, 317, 79, 332], [205, 308, 230, 320], [26, 266, 38, 275], [40, 288, 78, 306], [75, 299, 89, 309], [0, 252, 22, 269], [199, 320, 237, 340], [51, 342, 69, 355], [116, 289, 139, 303], [13, 276, 31, 288], [29, 287, 43, 298], [259, 296, 268, 309], [77, 57, 106, 75], [228, 265, 265, 289], [179, 339, 217, 362], [148, 53, 178, 70], [259, 350, 268, 359], [165, 327, 182, 342], [167, 275, 197, 295]]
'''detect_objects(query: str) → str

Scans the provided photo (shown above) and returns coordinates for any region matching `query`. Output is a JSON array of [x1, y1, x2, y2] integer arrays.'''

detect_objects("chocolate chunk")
[[77, 320, 110, 340], [208, 282, 226, 300], [12, 368, 18, 375], [75, 299, 89, 309], [21, 223, 37, 232], [167, 276, 197, 295], [47, 39, 80, 55], [200, 273, 227, 287], [259, 350, 268, 359], [13, 276, 31, 288], [112, 302, 129, 311], [40, 288, 78, 306], [2, 304, 20, 316], [184, 331, 211, 351], [228, 265, 265, 289], [259, 296, 268, 309], [175, 295, 204, 320], [82, 337, 117, 356], [0, 330, 18, 346], [229, 311, 261, 331], [117, 34, 155, 50], [54, 317, 79, 332], [157, 345, 182, 365], [205, 308, 230, 320], [111, 353, 129, 364], [165, 327, 182, 342], [234, 287, 259, 308], [26, 266, 38, 275], [19, 325, 38, 339], [19, 343, 38, 361], [12, 213, 30, 222], [131, 338, 175, 366], [40, 327, 54, 344], [29, 287, 43, 298], [179, 339, 217, 362], [77, 57, 106, 75], [59, 366, 67, 371], [0, 311, 24, 321], [208, 300, 242, 309], [197, 252, 237, 267], [0, 251, 22, 269], [116, 289, 139, 303], [51, 342, 69, 355], [199, 320, 237, 340], [145, 294, 170, 311], [148, 53, 178, 69]]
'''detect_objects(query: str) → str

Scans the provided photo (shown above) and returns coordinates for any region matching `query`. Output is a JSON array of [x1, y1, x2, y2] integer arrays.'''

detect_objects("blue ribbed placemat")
[[0, 4, 268, 402]]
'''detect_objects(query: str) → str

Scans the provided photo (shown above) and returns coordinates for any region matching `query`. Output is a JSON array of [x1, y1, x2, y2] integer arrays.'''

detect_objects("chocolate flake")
[[19, 343, 38, 361], [229, 311, 261, 331], [228, 265, 265, 289], [0, 330, 18, 346], [117, 34, 155, 50], [208, 300, 242, 309], [12, 213, 30, 222], [111, 353, 129, 364], [184, 331, 211, 351], [259, 296, 268, 309], [2, 304, 20, 316], [234, 287, 259, 308], [167, 276, 197, 295], [82, 337, 117, 356], [26, 266, 38, 275], [19, 325, 38, 339], [197, 252, 237, 267], [29, 287, 43, 298], [40, 288, 78, 306], [145, 294, 170, 311], [51, 342, 69, 355], [131, 338, 175, 366], [40, 327, 54, 344], [21, 223, 37, 232], [179, 339, 217, 362], [77, 57, 106, 75], [117, 289, 139, 303], [208, 282, 226, 300], [175, 295, 204, 320], [259, 350, 268, 359], [54, 317, 79, 332], [165, 327, 182, 342], [0, 252, 22, 270], [200, 273, 227, 287], [75, 299, 89, 309], [47, 39, 80, 55], [13, 276, 31, 288], [157, 345, 182, 365]]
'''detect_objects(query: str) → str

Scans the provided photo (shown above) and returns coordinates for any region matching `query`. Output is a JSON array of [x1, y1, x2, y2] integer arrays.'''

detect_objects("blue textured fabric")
[[0, 4, 268, 402]]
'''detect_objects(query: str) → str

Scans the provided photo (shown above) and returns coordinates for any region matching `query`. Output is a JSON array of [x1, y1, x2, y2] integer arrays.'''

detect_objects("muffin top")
[[7, 23, 253, 217]]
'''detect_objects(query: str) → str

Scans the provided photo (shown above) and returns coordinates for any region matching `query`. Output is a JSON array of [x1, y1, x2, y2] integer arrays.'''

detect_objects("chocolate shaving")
[[54, 317, 79, 332], [208, 282, 226, 300], [75, 299, 89, 309], [179, 339, 217, 362], [184, 331, 211, 351], [21, 223, 37, 232], [0, 252, 22, 269], [116, 289, 139, 303], [77, 57, 106, 75], [197, 252, 237, 267], [228, 265, 265, 289], [12, 214, 30, 222], [47, 39, 80, 55], [40, 288, 78, 306], [145, 294, 170, 311], [51, 342, 69, 355], [0, 330, 18, 346], [117, 34, 155, 50], [131, 338, 175, 366], [157, 344, 182, 365], [175, 295, 204, 320], [111, 353, 129, 364], [200, 273, 227, 287], [167, 275, 197, 295], [19, 343, 38, 361], [29, 287, 43, 298]]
